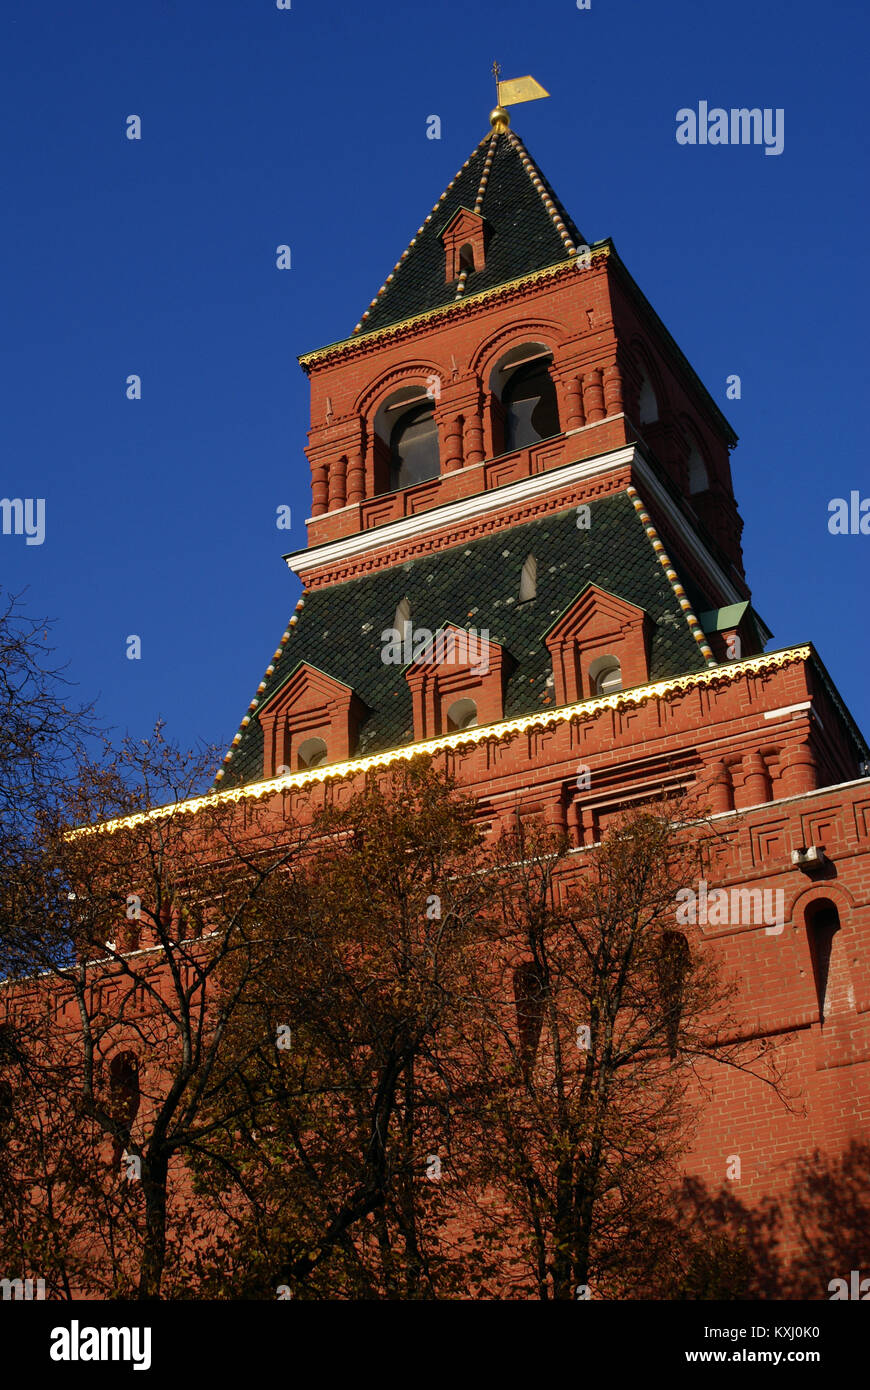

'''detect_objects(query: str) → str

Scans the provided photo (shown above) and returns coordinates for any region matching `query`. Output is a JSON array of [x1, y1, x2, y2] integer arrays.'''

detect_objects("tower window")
[[502, 360, 560, 452], [298, 737, 328, 770], [447, 698, 478, 731], [458, 242, 475, 274], [638, 367, 659, 424], [687, 440, 709, 494], [390, 402, 440, 490], [590, 655, 622, 696], [519, 554, 537, 602]]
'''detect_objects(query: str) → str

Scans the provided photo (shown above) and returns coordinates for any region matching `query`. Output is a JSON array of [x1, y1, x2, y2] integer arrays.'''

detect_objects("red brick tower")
[[213, 108, 870, 1241]]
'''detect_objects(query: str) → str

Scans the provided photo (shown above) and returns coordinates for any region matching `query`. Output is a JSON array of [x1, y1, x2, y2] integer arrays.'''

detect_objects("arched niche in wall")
[[108, 1051, 140, 1165], [805, 898, 851, 1022]]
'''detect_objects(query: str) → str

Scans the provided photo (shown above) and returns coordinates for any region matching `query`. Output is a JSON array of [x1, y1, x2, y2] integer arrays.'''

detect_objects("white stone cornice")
[[285, 440, 742, 608], [286, 445, 638, 576]]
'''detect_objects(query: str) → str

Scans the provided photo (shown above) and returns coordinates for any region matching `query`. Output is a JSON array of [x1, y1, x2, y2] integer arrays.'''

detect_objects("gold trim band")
[[68, 644, 811, 839]]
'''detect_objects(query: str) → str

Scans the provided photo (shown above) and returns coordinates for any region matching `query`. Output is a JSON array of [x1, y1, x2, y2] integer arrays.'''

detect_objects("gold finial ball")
[[490, 105, 510, 132]]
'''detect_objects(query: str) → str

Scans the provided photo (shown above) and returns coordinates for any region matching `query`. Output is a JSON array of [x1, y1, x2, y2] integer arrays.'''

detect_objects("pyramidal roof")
[[351, 126, 586, 337]]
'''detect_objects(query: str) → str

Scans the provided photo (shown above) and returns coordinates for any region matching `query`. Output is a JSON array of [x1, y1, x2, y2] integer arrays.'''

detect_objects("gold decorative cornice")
[[298, 249, 611, 371], [68, 644, 811, 839]]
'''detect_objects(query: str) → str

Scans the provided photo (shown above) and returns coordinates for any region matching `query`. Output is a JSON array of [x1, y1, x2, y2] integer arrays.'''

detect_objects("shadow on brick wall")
[[622, 1141, 870, 1299]]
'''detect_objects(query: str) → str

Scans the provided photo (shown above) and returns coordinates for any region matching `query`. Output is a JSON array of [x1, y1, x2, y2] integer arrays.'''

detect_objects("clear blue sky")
[[2, 0, 868, 773]]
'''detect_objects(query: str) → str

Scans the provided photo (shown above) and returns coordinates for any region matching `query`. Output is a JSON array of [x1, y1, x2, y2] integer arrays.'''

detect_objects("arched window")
[[458, 242, 475, 274], [590, 655, 623, 696], [298, 737, 328, 770], [447, 698, 478, 731], [519, 554, 537, 602], [806, 900, 841, 1021], [638, 366, 659, 424], [389, 401, 439, 490], [513, 962, 545, 1074], [502, 360, 560, 452], [489, 344, 561, 455], [656, 930, 690, 1058]]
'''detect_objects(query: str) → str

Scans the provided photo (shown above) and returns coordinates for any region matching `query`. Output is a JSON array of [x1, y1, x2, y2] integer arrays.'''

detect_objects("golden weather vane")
[[490, 61, 549, 131]]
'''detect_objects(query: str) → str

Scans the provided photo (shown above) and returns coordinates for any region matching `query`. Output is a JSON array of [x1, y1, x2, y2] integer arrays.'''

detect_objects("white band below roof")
[[285, 439, 742, 607]]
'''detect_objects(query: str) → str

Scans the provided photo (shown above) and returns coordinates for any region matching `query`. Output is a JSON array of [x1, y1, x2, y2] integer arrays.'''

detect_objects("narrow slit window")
[[519, 555, 537, 602]]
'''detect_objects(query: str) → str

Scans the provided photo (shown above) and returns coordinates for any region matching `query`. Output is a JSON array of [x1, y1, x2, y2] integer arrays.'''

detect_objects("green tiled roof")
[[351, 129, 586, 337], [221, 492, 709, 788]]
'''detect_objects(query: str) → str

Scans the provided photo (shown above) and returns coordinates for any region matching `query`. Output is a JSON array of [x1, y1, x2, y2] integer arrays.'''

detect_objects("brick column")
[[311, 461, 328, 516], [328, 455, 347, 510], [259, 712, 278, 778], [546, 785, 567, 837], [781, 741, 818, 797], [435, 378, 481, 470], [438, 410, 465, 472], [565, 372, 585, 430], [554, 368, 584, 433], [603, 362, 624, 417], [703, 760, 733, 814], [740, 751, 770, 807], [463, 393, 485, 466], [346, 448, 365, 505], [582, 368, 606, 423]]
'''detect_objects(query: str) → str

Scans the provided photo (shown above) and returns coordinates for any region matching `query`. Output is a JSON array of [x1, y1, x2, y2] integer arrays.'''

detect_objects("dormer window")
[[544, 587, 649, 706], [447, 698, 478, 731], [298, 737, 328, 770], [440, 207, 488, 282], [590, 655, 623, 696], [257, 663, 366, 778]]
